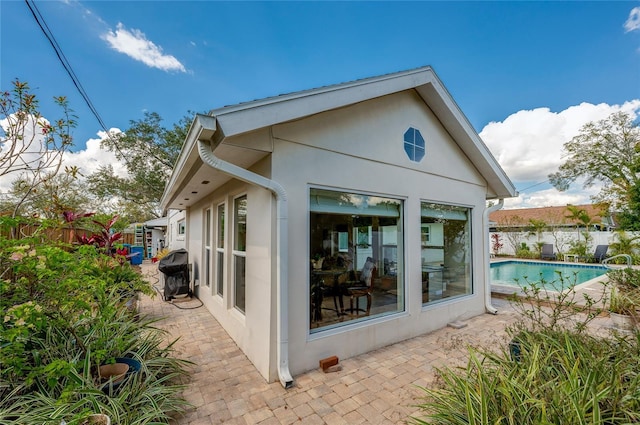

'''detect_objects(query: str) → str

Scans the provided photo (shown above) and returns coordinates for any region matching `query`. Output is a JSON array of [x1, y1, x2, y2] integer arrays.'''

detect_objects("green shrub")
[[0, 217, 190, 424], [411, 275, 640, 424], [515, 242, 544, 259], [412, 330, 640, 425]]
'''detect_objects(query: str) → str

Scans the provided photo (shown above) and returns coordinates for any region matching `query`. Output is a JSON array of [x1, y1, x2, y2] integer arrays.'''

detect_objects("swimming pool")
[[490, 260, 608, 291]]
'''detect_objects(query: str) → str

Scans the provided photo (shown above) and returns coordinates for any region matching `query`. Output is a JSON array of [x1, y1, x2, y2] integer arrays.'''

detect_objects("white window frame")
[[203, 208, 212, 288], [308, 186, 406, 335], [177, 219, 186, 241], [233, 195, 247, 314], [215, 202, 225, 298]]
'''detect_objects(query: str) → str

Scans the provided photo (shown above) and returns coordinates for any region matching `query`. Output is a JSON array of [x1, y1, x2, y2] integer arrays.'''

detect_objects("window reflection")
[[234, 196, 247, 313], [309, 189, 404, 332], [421, 202, 472, 304]]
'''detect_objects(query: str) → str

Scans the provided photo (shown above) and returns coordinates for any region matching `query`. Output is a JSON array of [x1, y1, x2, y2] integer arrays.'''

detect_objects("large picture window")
[[309, 188, 404, 332], [233, 196, 247, 313], [420, 202, 472, 304]]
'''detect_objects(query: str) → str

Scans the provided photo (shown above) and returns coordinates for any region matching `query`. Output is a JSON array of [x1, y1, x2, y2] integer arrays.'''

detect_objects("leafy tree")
[[0, 80, 76, 217], [88, 111, 193, 221], [2, 171, 91, 219], [496, 214, 526, 254], [526, 218, 547, 254], [617, 182, 640, 230], [549, 112, 640, 208], [86, 164, 158, 223]]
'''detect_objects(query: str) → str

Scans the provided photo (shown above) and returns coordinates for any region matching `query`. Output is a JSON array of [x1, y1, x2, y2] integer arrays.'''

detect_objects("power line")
[[25, 0, 108, 134], [24, 0, 129, 162], [24, 0, 172, 219], [518, 179, 551, 193]]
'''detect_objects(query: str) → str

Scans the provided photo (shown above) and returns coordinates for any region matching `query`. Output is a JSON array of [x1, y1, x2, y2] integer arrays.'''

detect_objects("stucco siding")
[[185, 160, 276, 381], [270, 119, 489, 375], [272, 91, 486, 188]]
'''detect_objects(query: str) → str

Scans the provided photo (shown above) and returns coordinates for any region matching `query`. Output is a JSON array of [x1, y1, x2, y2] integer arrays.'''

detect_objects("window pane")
[[234, 196, 247, 313], [421, 202, 471, 304], [205, 209, 211, 245], [234, 254, 246, 312], [216, 250, 224, 296], [309, 188, 404, 332], [204, 209, 211, 287], [216, 203, 225, 297], [217, 204, 225, 248], [234, 196, 247, 251], [204, 248, 211, 288]]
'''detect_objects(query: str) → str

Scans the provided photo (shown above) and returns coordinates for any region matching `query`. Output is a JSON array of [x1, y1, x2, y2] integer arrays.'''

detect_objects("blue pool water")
[[490, 261, 608, 290]]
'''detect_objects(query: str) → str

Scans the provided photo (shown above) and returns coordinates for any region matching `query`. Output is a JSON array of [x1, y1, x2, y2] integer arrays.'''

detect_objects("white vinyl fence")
[[490, 230, 640, 257]]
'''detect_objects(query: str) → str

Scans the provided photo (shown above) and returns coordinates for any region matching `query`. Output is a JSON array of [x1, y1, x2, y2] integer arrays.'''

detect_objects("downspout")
[[197, 138, 294, 389], [483, 199, 504, 315]]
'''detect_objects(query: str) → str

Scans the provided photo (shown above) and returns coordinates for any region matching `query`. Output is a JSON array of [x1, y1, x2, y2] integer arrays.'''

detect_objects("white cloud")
[[0, 114, 52, 193], [102, 23, 186, 73], [503, 186, 600, 210], [62, 129, 127, 178], [481, 100, 640, 209], [480, 100, 640, 183], [0, 124, 128, 195], [624, 7, 640, 32]]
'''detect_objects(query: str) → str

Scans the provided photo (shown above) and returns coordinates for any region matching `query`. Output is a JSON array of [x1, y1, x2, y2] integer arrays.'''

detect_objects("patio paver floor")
[[138, 261, 615, 425]]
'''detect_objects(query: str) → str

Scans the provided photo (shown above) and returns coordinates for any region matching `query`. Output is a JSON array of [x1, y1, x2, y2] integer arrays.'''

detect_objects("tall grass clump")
[[412, 274, 640, 424]]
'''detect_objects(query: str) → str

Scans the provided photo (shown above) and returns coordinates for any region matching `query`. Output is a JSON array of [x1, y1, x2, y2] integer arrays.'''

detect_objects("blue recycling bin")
[[130, 246, 144, 265]]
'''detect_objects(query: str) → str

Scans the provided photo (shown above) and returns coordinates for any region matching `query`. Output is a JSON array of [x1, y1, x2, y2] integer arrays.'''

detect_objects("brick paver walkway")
[[138, 262, 612, 424]]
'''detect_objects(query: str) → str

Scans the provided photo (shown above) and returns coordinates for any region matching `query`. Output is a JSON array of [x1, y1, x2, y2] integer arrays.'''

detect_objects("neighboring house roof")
[[144, 217, 168, 228], [161, 66, 517, 211], [489, 204, 612, 228]]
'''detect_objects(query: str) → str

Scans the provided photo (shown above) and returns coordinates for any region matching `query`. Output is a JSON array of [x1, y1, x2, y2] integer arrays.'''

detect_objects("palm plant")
[[565, 205, 593, 243], [609, 231, 640, 264]]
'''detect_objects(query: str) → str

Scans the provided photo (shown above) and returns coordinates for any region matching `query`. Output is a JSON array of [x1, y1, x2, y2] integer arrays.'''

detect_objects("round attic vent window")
[[404, 127, 425, 162]]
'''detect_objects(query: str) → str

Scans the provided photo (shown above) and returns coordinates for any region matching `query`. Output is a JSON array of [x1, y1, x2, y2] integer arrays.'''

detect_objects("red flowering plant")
[[63, 211, 134, 262], [87, 214, 123, 254]]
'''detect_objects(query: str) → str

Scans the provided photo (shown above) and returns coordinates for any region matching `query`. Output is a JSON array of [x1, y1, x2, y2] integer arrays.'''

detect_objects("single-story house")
[[160, 66, 517, 388], [489, 203, 615, 231]]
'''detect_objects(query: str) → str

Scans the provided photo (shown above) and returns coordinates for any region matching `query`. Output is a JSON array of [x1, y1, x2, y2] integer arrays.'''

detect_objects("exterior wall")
[[165, 209, 186, 252], [182, 90, 498, 382], [270, 91, 491, 376], [185, 159, 276, 381]]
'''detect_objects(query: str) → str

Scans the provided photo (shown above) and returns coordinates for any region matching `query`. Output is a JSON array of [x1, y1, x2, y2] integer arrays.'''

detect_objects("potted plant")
[[311, 253, 324, 270], [82, 413, 111, 425], [607, 268, 640, 330], [609, 288, 639, 330]]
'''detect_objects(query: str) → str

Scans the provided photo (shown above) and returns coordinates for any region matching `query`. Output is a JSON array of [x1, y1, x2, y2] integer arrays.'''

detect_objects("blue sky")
[[1, 1, 640, 208]]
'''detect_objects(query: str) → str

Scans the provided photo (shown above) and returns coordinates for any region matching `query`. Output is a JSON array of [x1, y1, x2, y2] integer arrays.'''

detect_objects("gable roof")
[[489, 204, 612, 228], [161, 66, 517, 211]]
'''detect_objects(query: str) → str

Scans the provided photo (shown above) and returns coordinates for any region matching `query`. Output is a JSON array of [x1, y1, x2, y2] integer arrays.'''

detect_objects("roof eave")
[[162, 66, 518, 209], [160, 115, 217, 212]]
